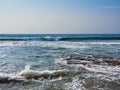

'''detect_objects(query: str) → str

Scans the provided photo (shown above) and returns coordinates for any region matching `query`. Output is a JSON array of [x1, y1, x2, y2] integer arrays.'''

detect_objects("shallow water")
[[0, 34, 120, 90]]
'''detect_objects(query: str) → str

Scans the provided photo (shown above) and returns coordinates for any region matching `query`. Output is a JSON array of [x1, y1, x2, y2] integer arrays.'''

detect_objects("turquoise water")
[[0, 34, 120, 90]]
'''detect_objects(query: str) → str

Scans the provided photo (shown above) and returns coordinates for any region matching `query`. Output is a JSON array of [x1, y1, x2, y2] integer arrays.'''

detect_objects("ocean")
[[0, 34, 120, 90]]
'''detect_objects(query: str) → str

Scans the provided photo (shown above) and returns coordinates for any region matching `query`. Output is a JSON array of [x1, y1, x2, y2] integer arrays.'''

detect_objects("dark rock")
[[65, 54, 120, 66], [103, 59, 120, 66]]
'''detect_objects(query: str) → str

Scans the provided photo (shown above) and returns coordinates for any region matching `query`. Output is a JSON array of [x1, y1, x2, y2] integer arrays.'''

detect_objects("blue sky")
[[0, 0, 120, 34]]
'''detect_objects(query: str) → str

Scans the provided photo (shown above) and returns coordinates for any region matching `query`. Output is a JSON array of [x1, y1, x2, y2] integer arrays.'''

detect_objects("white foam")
[[43, 36, 60, 41], [50, 76, 62, 82], [60, 42, 88, 49], [0, 73, 25, 81], [66, 77, 85, 90], [0, 41, 26, 47], [17, 65, 68, 80], [55, 58, 68, 66], [0, 65, 68, 83]]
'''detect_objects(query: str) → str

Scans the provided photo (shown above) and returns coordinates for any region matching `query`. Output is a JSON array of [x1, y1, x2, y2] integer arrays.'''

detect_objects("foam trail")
[[66, 77, 85, 90]]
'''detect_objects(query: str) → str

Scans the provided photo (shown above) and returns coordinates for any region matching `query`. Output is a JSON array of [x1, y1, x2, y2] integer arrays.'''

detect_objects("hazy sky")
[[0, 0, 120, 34]]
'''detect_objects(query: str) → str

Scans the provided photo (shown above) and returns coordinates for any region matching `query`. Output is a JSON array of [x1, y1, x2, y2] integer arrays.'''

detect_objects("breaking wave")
[[0, 35, 120, 41], [0, 65, 80, 83]]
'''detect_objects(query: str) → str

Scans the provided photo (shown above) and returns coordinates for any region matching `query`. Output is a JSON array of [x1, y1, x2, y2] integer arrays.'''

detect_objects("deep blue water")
[[0, 34, 120, 41], [0, 34, 120, 90]]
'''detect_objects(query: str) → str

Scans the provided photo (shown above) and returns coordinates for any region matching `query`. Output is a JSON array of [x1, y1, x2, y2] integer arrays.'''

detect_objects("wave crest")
[[0, 36, 120, 41], [0, 65, 80, 83]]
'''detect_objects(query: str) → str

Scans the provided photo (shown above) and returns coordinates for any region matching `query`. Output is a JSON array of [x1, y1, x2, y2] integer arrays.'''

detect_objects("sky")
[[0, 0, 120, 34]]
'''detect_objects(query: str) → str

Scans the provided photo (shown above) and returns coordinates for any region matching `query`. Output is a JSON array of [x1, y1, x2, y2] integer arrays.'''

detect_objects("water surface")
[[0, 34, 120, 90]]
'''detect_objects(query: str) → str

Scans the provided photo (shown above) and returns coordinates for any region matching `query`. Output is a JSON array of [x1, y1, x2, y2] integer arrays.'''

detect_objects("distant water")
[[0, 34, 120, 90], [0, 34, 120, 41]]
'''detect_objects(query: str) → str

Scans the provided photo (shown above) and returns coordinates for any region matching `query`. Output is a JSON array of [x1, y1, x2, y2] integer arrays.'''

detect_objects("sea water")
[[0, 34, 120, 90]]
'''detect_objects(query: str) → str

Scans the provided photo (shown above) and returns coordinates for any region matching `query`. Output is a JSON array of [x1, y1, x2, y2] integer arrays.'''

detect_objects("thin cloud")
[[101, 5, 120, 9]]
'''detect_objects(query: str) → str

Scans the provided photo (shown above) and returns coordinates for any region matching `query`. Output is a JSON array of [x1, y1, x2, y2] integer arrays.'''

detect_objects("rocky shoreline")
[[65, 54, 120, 66]]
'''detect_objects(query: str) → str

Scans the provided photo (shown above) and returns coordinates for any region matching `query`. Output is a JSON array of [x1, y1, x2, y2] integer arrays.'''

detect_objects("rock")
[[67, 59, 91, 65], [103, 59, 120, 66], [65, 54, 120, 66]]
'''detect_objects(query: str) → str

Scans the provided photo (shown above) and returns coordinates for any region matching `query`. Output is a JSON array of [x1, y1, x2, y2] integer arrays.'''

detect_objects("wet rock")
[[67, 60, 92, 65], [103, 59, 120, 66], [65, 54, 120, 66]]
